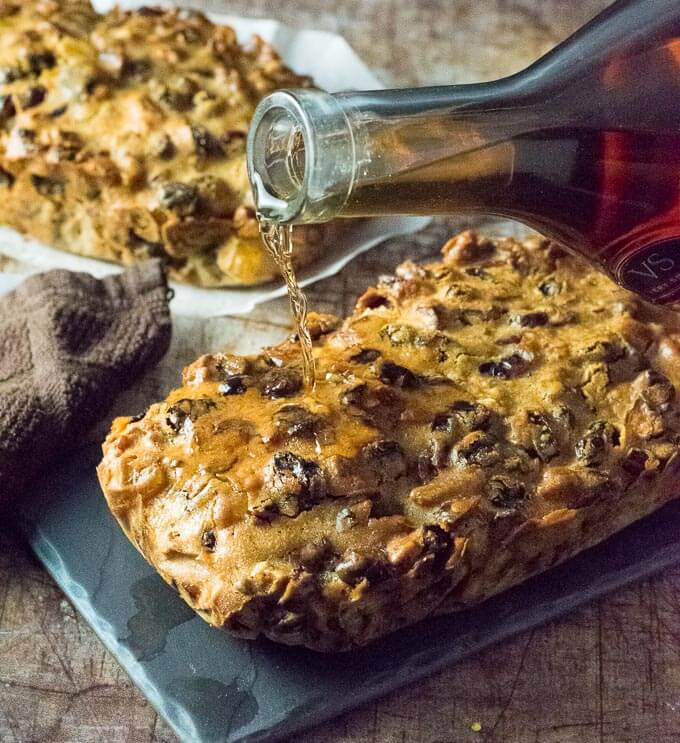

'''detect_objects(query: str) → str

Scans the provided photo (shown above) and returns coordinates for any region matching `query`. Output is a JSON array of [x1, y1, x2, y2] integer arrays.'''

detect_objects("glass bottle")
[[246, 0, 680, 305]]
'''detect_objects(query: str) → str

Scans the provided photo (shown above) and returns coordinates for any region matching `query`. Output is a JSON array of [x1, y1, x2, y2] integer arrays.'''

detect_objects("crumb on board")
[[470, 721, 483, 732]]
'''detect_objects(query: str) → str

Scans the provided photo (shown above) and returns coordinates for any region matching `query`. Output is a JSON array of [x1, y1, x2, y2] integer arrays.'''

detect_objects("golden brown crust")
[[98, 232, 680, 650], [0, 1, 330, 286]]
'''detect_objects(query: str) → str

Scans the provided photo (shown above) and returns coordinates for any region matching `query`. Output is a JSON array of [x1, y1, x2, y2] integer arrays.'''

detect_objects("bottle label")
[[616, 238, 680, 304]]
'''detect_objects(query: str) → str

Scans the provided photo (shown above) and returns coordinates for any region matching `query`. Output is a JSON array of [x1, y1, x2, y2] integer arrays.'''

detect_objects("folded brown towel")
[[0, 261, 171, 500]]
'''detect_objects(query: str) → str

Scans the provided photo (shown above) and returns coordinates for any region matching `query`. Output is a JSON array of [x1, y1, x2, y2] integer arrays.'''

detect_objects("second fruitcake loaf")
[[0, 1, 331, 286]]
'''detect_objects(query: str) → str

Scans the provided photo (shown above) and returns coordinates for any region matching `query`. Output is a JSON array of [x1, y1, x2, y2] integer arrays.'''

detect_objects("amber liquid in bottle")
[[248, 0, 680, 308]]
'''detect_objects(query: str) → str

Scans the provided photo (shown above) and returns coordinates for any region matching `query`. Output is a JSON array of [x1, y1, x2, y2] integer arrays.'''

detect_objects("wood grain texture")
[[1, 1, 679, 742]]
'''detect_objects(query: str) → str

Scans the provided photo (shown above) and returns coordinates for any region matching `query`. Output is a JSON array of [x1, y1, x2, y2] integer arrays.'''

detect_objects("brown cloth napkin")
[[0, 260, 171, 500]]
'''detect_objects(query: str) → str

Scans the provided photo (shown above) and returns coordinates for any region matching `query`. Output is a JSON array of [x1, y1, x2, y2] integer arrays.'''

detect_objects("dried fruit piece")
[[0, 94, 15, 121], [28, 51, 56, 75], [254, 452, 326, 520], [159, 182, 198, 216], [165, 398, 216, 433], [487, 476, 526, 510], [526, 411, 560, 462], [453, 431, 501, 467], [379, 360, 419, 389], [341, 383, 404, 428], [350, 348, 381, 364], [575, 420, 620, 467], [335, 551, 391, 586], [270, 404, 323, 440], [479, 350, 533, 379], [160, 76, 198, 111], [150, 133, 176, 160], [512, 311, 549, 328], [20, 86, 46, 109], [31, 174, 65, 197], [218, 375, 249, 395], [259, 367, 302, 398], [201, 530, 216, 551], [0, 168, 15, 187], [387, 525, 452, 577], [191, 124, 225, 158], [637, 370, 675, 410], [433, 400, 491, 434]]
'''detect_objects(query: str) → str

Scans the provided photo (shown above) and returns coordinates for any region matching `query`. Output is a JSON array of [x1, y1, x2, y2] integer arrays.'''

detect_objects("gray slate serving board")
[[19, 444, 680, 743]]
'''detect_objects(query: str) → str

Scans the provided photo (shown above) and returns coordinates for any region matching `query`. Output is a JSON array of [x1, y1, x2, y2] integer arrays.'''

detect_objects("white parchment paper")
[[0, 9, 430, 316]]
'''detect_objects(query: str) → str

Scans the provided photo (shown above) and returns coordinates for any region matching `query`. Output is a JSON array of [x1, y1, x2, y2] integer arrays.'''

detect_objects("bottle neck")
[[332, 84, 535, 217], [246, 82, 532, 225], [246, 82, 599, 253]]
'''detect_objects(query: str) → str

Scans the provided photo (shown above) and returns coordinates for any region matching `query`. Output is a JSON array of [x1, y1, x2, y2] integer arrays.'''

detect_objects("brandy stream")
[[257, 220, 316, 387]]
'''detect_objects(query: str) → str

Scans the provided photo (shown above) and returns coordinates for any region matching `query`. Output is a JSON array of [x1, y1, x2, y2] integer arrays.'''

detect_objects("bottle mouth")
[[249, 103, 308, 220], [247, 89, 357, 224], [248, 92, 313, 223]]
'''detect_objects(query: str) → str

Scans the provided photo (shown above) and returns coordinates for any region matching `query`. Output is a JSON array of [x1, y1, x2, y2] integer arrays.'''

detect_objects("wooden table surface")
[[1, 1, 679, 742]]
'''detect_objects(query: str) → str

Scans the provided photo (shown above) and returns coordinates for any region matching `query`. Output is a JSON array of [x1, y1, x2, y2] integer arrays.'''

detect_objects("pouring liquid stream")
[[257, 219, 316, 388]]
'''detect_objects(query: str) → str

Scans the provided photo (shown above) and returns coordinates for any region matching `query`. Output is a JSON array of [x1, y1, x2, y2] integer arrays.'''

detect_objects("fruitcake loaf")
[[98, 232, 680, 651], [0, 1, 331, 286]]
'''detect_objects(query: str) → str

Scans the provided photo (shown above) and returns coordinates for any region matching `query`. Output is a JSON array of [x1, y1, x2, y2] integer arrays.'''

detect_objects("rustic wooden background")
[[2, 1, 679, 742]]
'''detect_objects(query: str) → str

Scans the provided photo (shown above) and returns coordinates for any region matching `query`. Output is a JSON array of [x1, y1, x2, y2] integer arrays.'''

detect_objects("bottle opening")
[[247, 89, 358, 224], [251, 106, 307, 204]]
